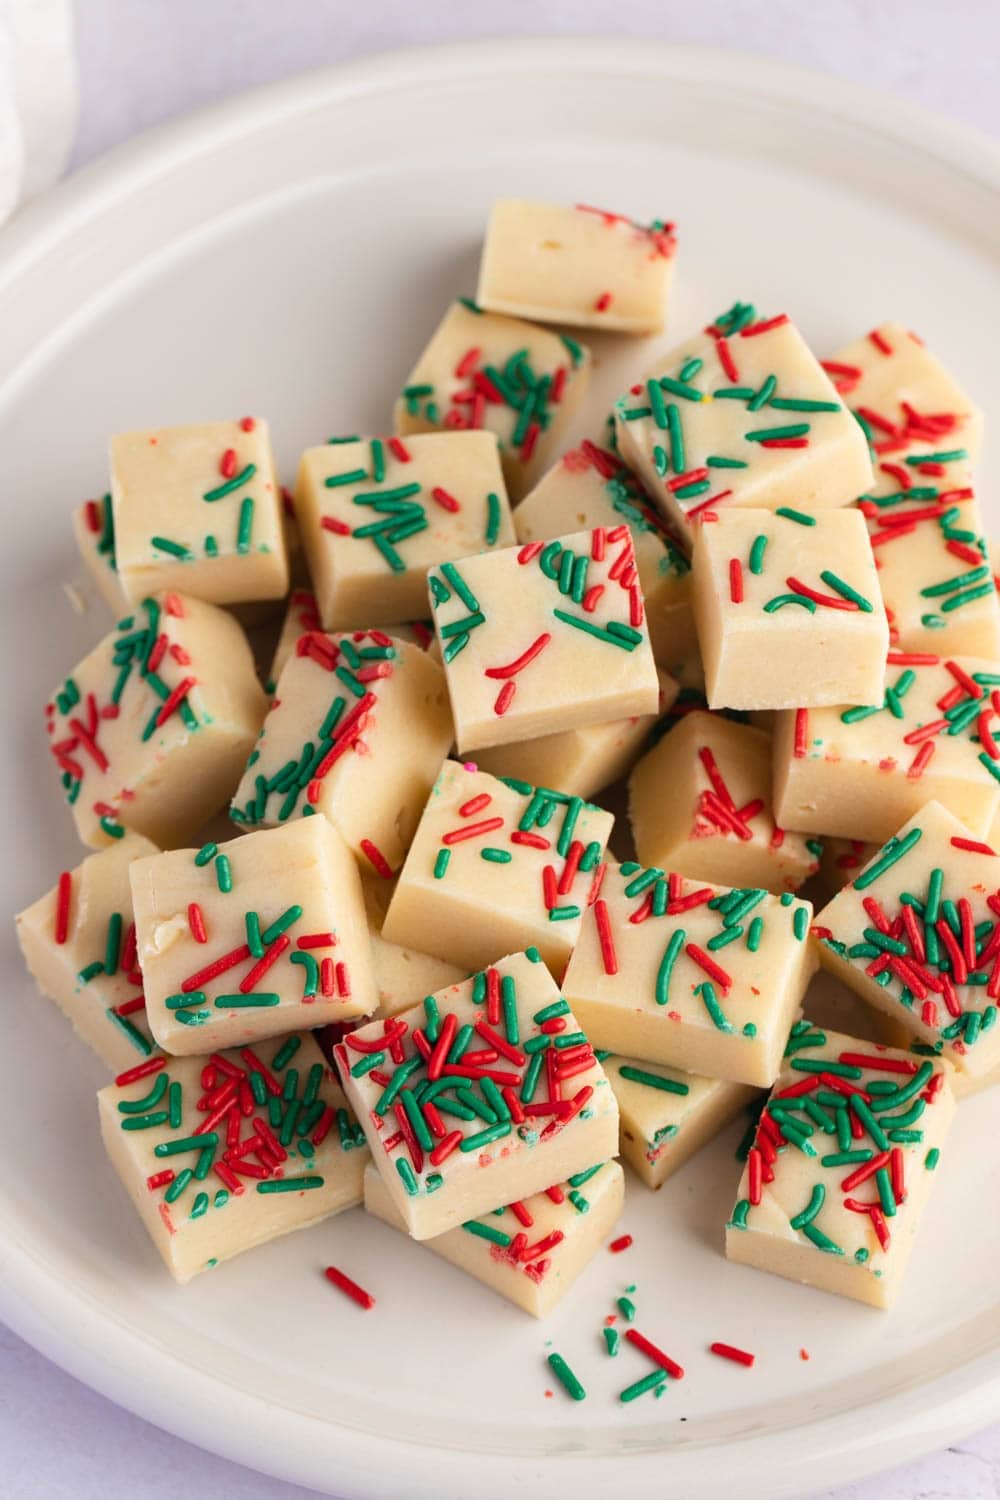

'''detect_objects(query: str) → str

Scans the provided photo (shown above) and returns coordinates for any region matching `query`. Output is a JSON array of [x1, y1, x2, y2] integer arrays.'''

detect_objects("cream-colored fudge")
[[815, 801, 1000, 1083], [335, 951, 619, 1239], [364, 1157, 623, 1316], [774, 653, 1000, 843], [394, 301, 591, 497], [294, 432, 515, 630], [603, 1052, 757, 1189], [692, 507, 888, 710], [382, 759, 613, 974], [45, 592, 267, 849], [862, 478, 999, 659], [476, 199, 677, 335], [428, 527, 659, 753], [73, 493, 129, 612], [473, 668, 677, 801], [230, 632, 453, 876], [726, 1021, 956, 1308], [266, 591, 435, 692], [823, 321, 982, 464], [614, 304, 872, 547], [111, 419, 288, 606], [362, 877, 466, 1020], [513, 442, 697, 677], [629, 710, 821, 894], [98, 1032, 367, 1282], [16, 834, 159, 1070], [563, 860, 814, 1086], [266, 588, 322, 690], [131, 818, 377, 1055]]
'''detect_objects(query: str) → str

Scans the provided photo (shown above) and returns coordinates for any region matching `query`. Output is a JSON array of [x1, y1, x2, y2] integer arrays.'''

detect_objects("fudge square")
[[265, 592, 436, 692], [73, 493, 129, 613], [230, 632, 453, 876], [45, 592, 267, 849], [726, 1021, 956, 1309], [335, 950, 619, 1239], [513, 441, 697, 678], [472, 666, 676, 802], [613, 303, 873, 546], [16, 833, 160, 1071], [428, 527, 659, 754], [692, 507, 888, 710], [814, 801, 1000, 1086], [98, 1032, 368, 1283], [294, 431, 516, 631], [602, 1053, 758, 1190], [629, 711, 821, 895], [364, 1157, 624, 1317], [131, 818, 378, 1056], [381, 759, 613, 974], [111, 418, 289, 606], [393, 300, 591, 498], [824, 320, 983, 464], [774, 654, 1000, 845], [476, 199, 677, 335], [861, 473, 1000, 660], [562, 859, 815, 1087]]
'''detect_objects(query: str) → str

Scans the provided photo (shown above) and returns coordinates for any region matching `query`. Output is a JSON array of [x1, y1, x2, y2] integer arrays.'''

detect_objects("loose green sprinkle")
[[617, 1295, 636, 1322], [604, 1326, 620, 1357], [925, 1147, 940, 1170], [547, 1352, 586, 1401], [620, 1369, 667, 1403]]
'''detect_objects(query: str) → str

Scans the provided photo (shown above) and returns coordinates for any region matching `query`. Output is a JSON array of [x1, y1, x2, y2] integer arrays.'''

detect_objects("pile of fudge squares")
[[16, 199, 997, 1321]]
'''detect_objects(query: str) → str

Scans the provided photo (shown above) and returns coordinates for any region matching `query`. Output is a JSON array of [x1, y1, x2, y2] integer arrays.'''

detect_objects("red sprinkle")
[[594, 898, 618, 975], [793, 708, 809, 759], [431, 486, 461, 513], [594, 291, 613, 312], [493, 680, 516, 716], [729, 558, 744, 604], [360, 838, 393, 879], [324, 1264, 375, 1310], [625, 1328, 684, 1379], [868, 328, 893, 356], [951, 836, 996, 855], [187, 902, 208, 944], [709, 1341, 755, 1367], [608, 1234, 632, 1254], [55, 871, 72, 944], [239, 416, 256, 432], [219, 447, 237, 478]]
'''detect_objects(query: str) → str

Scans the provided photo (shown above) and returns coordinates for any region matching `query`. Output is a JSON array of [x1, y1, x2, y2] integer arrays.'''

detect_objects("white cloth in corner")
[[0, 0, 76, 224]]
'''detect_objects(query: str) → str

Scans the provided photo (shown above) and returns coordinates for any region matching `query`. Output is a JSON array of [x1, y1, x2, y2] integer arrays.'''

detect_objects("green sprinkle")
[[261, 903, 303, 944], [775, 507, 816, 526], [461, 1218, 512, 1247], [820, 570, 873, 612], [433, 848, 451, 880], [620, 1369, 668, 1404], [853, 828, 923, 890], [151, 536, 192, 559], [236, 496, 254, 554], [763, 593, 816, 614], [194, 843, 218, 867], [619, 1065, 689, 1095], [697, 981, 733, 1033], [789, 1182, 826, 1230], [547, 1352, 586, 1401], [460, 1121, 511, 1152], [203, 463, 256, 502], [214, 992, 280, 1008], [395, 1157, 419, 1195], [746, 423, 810, 442], [480, 847, 512, 864], [215, 854, 232, 893], [748, 535, 768, 574], [656, 929, 685, 1005], [604, 1326, 620, 1357], [256, 1175, 324, 1193], [925, 1147, 940, 1170], [617, 1295, 636, 1321]]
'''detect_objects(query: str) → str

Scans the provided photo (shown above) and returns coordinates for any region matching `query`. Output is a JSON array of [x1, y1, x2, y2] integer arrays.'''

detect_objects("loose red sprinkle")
[[324, 1264, 375, 1310], [608, 1234, 632, 1254], [625, 1328, 684, 1379], [710, 1342, 755, 1367]]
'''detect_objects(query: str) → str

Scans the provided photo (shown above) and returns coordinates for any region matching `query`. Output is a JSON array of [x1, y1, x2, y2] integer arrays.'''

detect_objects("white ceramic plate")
[[3, 39, 1000, 1500]]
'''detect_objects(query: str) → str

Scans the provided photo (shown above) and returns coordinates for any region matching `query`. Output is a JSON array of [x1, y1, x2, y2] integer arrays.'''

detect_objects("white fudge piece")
[[629, 710, 821, 894], [476, 199, 676, 335], [335, 950, 619, 1239], [73, 493, 129, 612], [131, 818, 377, 1055], [774, 653, 1000, 843], [294, 432, 515, 630], [45, 591, 267, 849], [16, 834, 159, 1070], [726, 1021, 956, 1308], [97, 1032, 368, 1282], [823, 321, 982, 465], [602, 1052, 758, 1189], [230, 632, 453, 876], [562, 860, 814, 1087], [513, 441, 697, 677], [364, 1157, 624, 1316], [692, 507, 888, 710], [111, 418, 288, 606], [266, 591, 435, 691], [815, 801, 1000, 1085], [428, 527, 659, 753], [394, 300, 591, 498], [614, 304, 873, 547], [382, 759, 613, 974]]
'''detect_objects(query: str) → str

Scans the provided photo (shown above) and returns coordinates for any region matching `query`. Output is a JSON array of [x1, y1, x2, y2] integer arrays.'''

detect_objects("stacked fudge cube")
[[18, 197, 987, 1329]]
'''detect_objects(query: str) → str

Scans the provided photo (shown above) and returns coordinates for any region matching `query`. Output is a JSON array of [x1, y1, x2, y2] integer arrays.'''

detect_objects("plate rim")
[[4, 35, 1000, 1498]]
